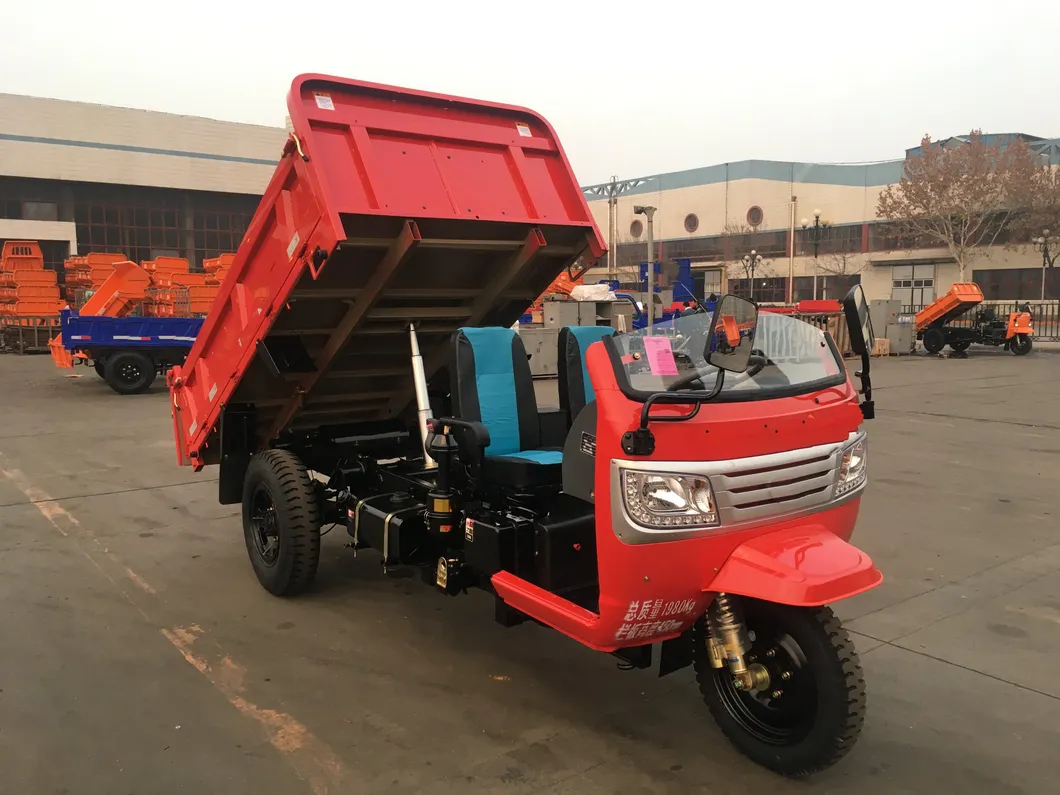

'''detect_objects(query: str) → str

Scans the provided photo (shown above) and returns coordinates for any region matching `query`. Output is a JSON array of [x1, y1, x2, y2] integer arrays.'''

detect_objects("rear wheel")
[[1010, 334, 1032, 356], [922, 328, 946, 354], [241, 449, 321, 596], [103, 351, 156, 394], [93, 361, 106, 379], [949, 340, 970, 352], [693, 600, 865, 777]]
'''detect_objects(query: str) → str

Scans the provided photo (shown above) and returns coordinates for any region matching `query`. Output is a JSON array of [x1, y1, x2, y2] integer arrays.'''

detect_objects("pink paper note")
[[643, 335, 678, 376]]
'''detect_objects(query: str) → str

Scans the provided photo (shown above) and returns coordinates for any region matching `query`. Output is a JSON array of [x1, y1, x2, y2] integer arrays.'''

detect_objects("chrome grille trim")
[[609, 431, 865, 545]]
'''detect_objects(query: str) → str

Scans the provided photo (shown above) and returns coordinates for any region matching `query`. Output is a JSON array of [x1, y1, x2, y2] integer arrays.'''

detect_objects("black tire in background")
[[693, 600, 866, 777], [241, 449, 321, 596], [1010, 334, 1033, 356], [93, 361, 106, 379], [922, 328, 946, 354], [949, 340, 970, 352], [103, 351, 157, 394]]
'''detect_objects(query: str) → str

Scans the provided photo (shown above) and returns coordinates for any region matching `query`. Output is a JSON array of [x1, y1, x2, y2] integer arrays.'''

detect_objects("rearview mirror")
[[843, 285, 874, 356], [705, 295, 759, 373]]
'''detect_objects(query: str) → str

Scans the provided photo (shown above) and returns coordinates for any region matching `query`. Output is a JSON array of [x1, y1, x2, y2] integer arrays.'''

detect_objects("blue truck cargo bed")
[[61, 310, 204, 349]]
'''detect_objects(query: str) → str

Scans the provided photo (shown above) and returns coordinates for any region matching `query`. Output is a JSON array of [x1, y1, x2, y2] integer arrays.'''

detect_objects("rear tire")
[[694, 600, 866, 777], [103, 351, 156, 394], [241, 449, 321, 596], [922, 328, 945, 354], [1010, 334, 1032, 356], [949, 340, 970, 352], [93, 361, 106, 379]]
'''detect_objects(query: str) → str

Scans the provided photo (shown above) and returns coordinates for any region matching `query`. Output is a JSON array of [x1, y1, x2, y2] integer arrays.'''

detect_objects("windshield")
[[608, 309, 845, 400]]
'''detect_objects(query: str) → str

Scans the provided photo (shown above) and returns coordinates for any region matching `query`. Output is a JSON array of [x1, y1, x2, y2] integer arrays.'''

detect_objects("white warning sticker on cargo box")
[[515, 122, 532, 137], [314, 92, 335, 111]]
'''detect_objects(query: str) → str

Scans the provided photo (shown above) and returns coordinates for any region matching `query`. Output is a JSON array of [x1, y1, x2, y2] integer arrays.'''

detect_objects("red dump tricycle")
[[169, 74, 882, 777]]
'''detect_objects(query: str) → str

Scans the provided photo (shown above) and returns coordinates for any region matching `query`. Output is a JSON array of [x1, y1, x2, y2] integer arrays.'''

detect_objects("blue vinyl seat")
[[557, 325, 615, 423], [451, 327, 562, 489]]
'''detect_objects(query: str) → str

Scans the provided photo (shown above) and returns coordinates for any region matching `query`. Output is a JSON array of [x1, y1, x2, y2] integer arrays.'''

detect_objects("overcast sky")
[[4, 0, 1059, 185]]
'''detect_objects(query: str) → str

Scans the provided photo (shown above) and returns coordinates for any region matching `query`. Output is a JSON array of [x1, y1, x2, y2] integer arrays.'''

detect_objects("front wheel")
[[693, 600, 866, 777], [1010, 334, 1032, 356]]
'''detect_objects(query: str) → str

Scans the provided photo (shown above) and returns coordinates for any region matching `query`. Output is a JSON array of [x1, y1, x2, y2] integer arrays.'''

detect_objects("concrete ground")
[[0, 348, 1058, 795]]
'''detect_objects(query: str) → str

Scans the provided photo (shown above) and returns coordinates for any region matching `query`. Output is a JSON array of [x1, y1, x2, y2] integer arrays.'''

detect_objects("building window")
[[684, 213, 699, 233], [746, 206, 764, 228], [192, 210, 253, 268], [729, 277, 787, 303], [22, 201, 59, 222], [799, 223, 863, 255], [630, 219, 644, 239], [74, 199, 183, 265], [975, 268, 1059, 300]]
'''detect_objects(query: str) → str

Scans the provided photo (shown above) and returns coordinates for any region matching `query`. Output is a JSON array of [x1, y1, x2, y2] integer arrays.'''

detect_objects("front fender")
[[708, 525, 882, 607]]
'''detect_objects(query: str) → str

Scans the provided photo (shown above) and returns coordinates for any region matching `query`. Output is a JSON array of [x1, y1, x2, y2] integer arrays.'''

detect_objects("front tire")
[[1010, 334, 1032, 356], [241, 449, 321, 596], [103, 351, 157, 394], [693, 600, 866, 777]]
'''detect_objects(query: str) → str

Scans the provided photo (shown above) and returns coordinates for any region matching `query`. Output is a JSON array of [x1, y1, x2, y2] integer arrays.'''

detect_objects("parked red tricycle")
[[169, 74, 882, 777]]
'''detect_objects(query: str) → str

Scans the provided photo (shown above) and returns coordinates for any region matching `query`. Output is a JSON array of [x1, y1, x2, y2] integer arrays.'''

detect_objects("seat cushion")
[[485, 449, 563, 489]]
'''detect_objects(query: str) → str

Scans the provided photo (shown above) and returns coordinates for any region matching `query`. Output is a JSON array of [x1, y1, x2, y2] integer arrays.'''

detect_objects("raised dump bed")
[[170, 75, 604, 467], [915, 282, 983, 332]]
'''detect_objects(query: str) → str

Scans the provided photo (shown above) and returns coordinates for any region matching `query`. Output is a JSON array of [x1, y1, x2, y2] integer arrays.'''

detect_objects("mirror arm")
[[856, 351, 875, 420]]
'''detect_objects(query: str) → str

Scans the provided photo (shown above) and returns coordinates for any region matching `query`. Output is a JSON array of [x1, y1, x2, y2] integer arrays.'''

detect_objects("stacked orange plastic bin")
[[180, 254, 234, 316], [64, 253, 126, 304], [0, 242, 62, 322], [141, 257, 191, 317]]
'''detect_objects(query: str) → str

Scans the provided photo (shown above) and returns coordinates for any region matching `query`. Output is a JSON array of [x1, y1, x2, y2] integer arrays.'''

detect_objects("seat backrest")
[[451, 327, 540, 456], [558, 325, 615, 422]]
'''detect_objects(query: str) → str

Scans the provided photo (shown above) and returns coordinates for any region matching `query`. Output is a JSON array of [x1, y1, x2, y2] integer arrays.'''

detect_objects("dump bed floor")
[[171, 75, 604, 464], [238, 216, 594, 436]]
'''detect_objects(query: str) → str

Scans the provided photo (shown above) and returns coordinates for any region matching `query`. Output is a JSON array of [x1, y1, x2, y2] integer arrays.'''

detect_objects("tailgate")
[[170, 74, 604, 467]]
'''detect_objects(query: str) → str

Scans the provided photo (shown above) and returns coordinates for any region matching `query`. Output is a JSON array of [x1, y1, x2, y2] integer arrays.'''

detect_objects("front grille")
[[711, 444, 845, 526]]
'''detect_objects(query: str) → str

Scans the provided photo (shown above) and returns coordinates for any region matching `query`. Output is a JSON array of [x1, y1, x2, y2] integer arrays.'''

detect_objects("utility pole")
[[635, 205, 657, 330], [801, 210, 826, 300], [583, 176, 650, 282]]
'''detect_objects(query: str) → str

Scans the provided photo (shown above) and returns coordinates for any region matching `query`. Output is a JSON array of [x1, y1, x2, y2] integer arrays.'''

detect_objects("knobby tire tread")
[[246, 449, 320, 596], [693, 602, 866, 778]]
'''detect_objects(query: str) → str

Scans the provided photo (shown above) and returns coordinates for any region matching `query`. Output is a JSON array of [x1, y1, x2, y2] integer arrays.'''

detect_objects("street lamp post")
[[634, 205, 657, 330], [801, 209, 827, 300], [742, 249, 764, 301], [1033, 229, 1058, 301]]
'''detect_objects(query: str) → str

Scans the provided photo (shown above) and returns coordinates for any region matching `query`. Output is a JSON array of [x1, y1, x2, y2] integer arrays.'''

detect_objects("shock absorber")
[[707, 593, 769, 691]]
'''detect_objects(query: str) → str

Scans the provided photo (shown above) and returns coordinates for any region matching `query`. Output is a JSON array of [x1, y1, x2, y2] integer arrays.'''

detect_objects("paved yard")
[[0, 349, 1057, 794]]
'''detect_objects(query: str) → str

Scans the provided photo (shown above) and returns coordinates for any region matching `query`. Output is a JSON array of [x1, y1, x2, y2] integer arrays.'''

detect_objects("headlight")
[[621, 470, 720, 528], [836, 435, 867, 496]]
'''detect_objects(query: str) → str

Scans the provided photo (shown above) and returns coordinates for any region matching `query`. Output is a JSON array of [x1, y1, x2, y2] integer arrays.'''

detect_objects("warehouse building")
[[2, 91, 1057, 305], [0, 93, 286, 280], [582, 134, 1060, 306]]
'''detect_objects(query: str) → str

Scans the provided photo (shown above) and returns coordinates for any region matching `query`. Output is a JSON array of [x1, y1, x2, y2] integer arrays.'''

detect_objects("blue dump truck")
[[58, 310, 204, 395]]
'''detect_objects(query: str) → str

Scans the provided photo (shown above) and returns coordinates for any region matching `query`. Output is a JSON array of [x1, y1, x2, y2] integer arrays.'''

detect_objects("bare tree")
[[1007, 159, 1060, 247], [818, 252, 864, 278], [720, 221, 775, 280], [876, 131, 1037, 280]]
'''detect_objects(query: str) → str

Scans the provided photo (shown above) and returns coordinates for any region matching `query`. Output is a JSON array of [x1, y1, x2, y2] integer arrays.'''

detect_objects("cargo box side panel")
[[172, 153, 336, 465]]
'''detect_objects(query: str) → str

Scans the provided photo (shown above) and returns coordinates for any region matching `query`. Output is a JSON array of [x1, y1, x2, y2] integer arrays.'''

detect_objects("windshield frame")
[[601, 320, 849, 405]]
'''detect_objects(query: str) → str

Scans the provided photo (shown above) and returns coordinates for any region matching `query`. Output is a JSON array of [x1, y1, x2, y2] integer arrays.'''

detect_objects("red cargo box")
[[170, 74, 604, 467]]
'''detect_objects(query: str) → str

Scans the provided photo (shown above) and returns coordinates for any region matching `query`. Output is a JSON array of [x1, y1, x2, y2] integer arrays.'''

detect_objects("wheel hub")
[[250, 486, 280, 565]]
